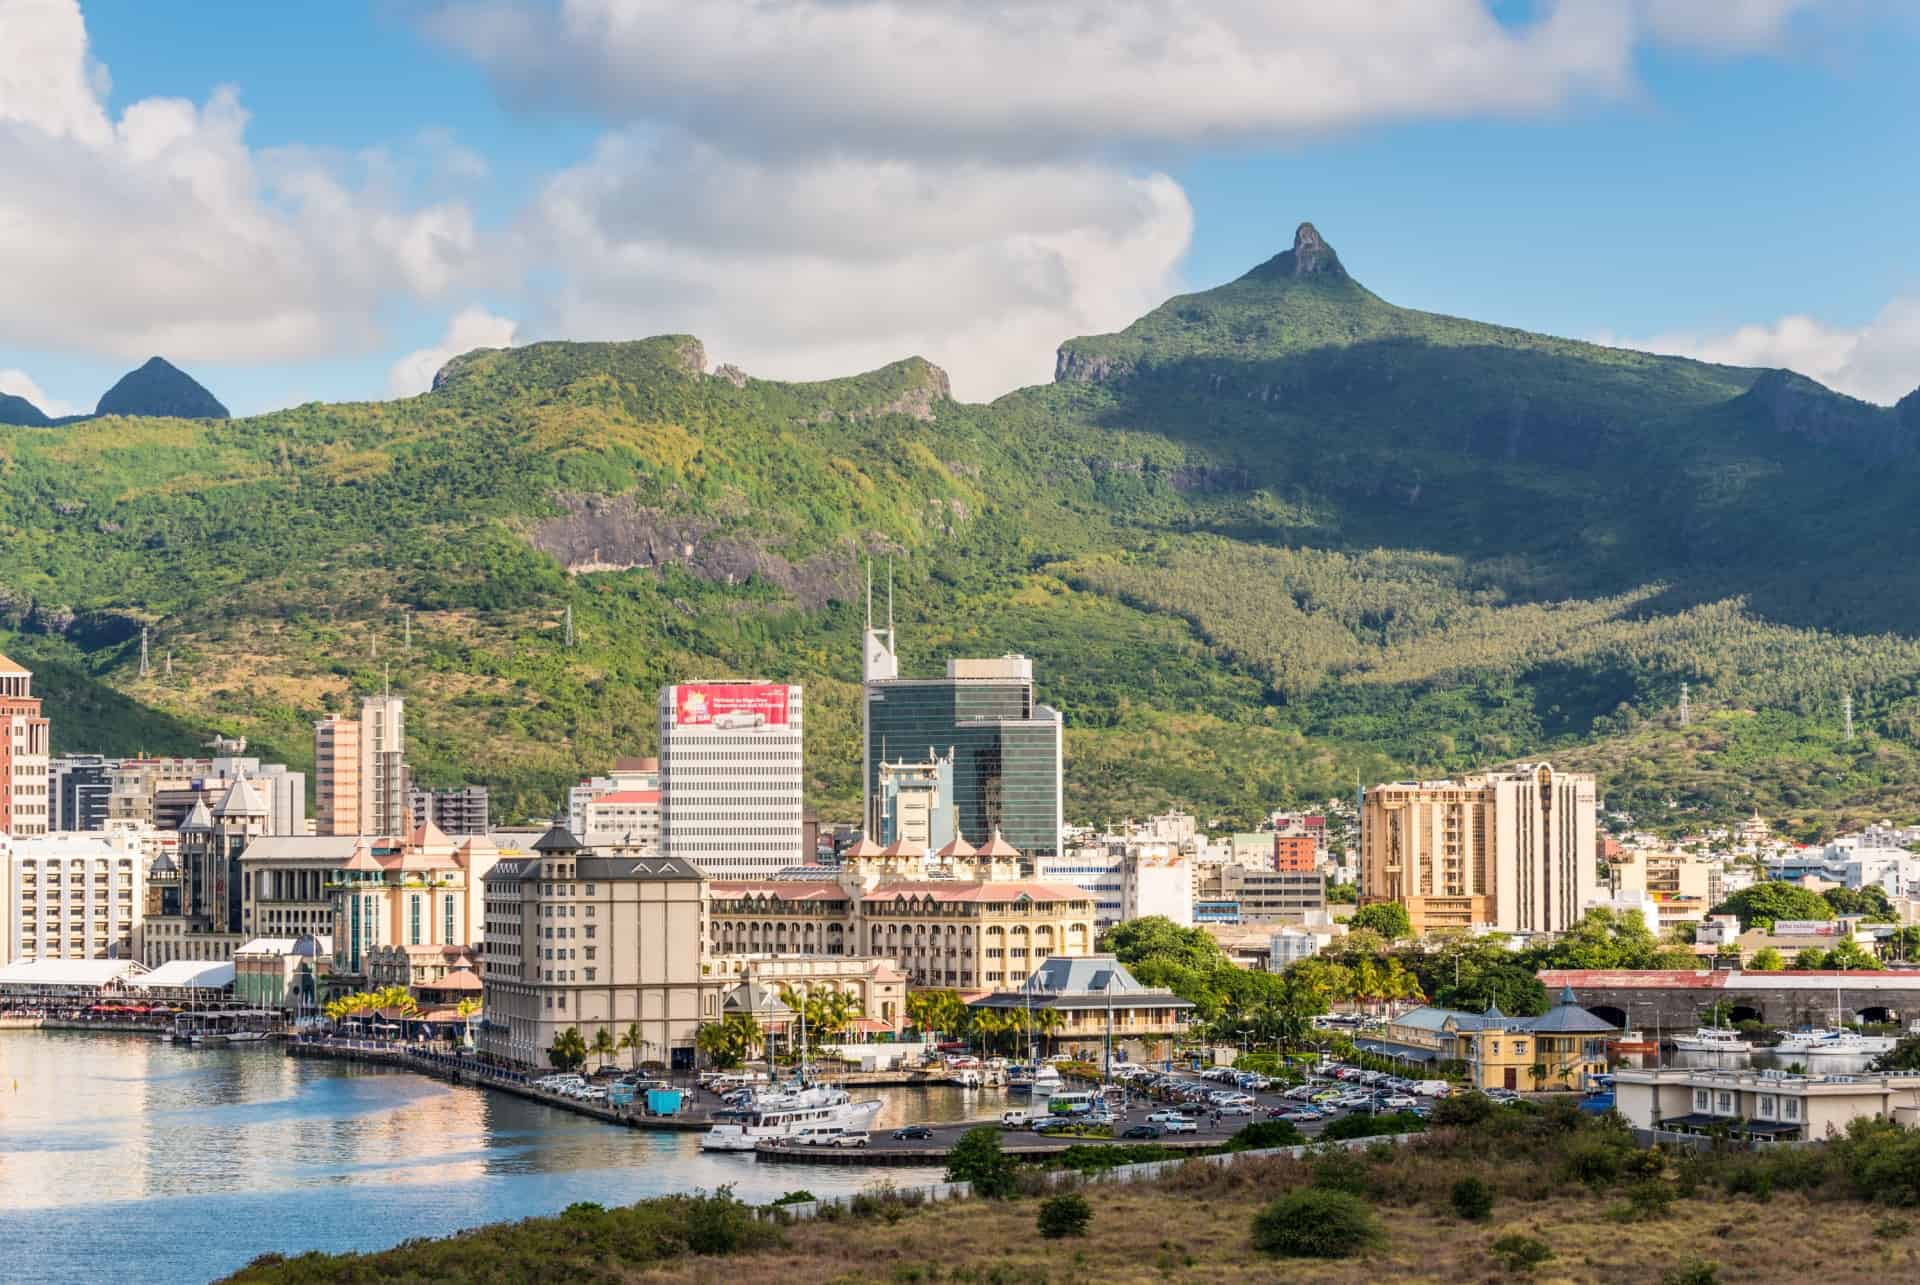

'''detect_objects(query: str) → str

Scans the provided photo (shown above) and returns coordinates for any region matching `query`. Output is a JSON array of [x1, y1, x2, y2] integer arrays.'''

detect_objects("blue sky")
[[3, 1, 1917, 417]]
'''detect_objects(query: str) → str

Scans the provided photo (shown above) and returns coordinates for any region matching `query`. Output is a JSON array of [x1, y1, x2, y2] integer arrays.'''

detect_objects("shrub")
[[1561, 1138, 1626, 1188], [1054, 1143, 1175, 1173], [682, 1189, 771, 1256], [1661, 1260, 1719, 1285], [769, 1190, 816, 1207], [1489, 1233, 1554, 1273], [946, 1126, 1018, 1198], [1874, 1216, 1911, 1240], [1226, 1120, 1304, 1151], [1310, 1147, 1372, 1195], [1624, 1148, 1666, 1180], [1036, 1192, 1093, 1239], [1251, 1189, 1384, 1259], [1433, 1092, 1495, 1128], [1625, 1180, 1676, 1220], [561, 1201, 604, 1219], [1322, 1110, 1425, 1141], [1450, 1176, 1494, 1221]]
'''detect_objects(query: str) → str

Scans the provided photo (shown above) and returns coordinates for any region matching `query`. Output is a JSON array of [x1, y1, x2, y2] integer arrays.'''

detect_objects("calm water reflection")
[[0, 1033, 982, 1284]]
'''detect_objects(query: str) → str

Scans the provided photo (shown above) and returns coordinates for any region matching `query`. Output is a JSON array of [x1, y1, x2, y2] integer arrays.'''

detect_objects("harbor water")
[[0, 1032, 986, 1284]]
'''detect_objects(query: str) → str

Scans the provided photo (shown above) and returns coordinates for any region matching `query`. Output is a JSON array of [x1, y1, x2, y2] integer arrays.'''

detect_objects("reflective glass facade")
[[864, 679, 1062, 856]]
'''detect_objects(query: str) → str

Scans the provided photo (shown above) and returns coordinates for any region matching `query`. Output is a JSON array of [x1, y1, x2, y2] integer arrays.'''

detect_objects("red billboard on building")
[[674, 683, 790, 729]]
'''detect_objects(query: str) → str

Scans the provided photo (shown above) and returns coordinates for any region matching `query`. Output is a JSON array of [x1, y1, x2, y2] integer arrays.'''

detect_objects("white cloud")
[[387, 307, 520, 397], [513, 135, 1191, 398], [0, 369, 80, 417], [430, 0, 1649, 155], [0, 0, 477, 364], [1607, 296, 1920, 405]]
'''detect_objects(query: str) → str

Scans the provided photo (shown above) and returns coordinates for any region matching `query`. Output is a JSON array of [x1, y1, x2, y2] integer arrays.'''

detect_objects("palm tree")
[[1031, 1006, 1065, 1056], [620, 1022, 646, 1071], [590, 1026, 618, 1070]]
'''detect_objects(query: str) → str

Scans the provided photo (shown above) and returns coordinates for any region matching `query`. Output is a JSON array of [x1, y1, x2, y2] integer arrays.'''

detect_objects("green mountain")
[[4, 223, 1919, 836], [0, 391, 51, 427]]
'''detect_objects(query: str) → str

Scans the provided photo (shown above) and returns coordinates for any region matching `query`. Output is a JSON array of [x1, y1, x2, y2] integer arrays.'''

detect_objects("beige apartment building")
[[480, 828, 717, 1071], [1606, 851, 1723, 936], [1361, 763, 1598, 936], [314, 695, 408, 837]]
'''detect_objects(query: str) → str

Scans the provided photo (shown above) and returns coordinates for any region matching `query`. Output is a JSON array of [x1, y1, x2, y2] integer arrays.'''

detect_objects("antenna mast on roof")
[[139, 626, 150, 678], [1844, 691, 1855, 741], [404, 609, 412, 651], [866, 559, 873, 629]]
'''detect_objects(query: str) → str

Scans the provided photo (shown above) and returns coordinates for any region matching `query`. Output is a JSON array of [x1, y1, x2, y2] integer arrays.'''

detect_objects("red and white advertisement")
[[674, 683, 790, 729]]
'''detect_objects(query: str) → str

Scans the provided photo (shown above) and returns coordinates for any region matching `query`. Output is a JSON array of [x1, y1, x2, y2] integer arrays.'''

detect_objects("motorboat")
[[1672, 1026, 1752, 1053], [699, 1081, 883, 1151], [1775, 1028, 1897, 1056]]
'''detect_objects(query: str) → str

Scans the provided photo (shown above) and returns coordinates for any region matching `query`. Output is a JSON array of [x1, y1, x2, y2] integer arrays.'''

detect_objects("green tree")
[[1036, 1192, 1092, 1239], [1748, 947, 1786, 971], [695, 1012, 763, 1070], [619, 1022, 646, 1070], [945, 1126, 1017, 1198], [1825, 886, 1895, 920], [1709, 883, 1834, 931], [1348, 901, 1413, 941], [590, 1026, 618, 1070]]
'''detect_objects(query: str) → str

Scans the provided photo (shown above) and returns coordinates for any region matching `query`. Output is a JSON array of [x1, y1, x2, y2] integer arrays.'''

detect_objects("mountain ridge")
[[0, 356, 229, 426], [4, 222, 1920, 836]]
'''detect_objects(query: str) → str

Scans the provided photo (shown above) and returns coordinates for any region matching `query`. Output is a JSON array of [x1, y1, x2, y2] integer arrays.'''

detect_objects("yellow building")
[[1379, 987, 1616, 1092], [707, 832, 1096, 989]]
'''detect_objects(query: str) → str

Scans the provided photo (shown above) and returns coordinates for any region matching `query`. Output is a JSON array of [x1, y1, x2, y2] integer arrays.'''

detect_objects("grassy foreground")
[[224, 1104, 1920, 1284]]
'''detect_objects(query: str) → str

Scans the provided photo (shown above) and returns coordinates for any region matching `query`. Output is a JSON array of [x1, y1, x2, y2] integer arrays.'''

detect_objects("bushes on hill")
[[946, 1127, 1017, 1198], [1226, 1120, 1305, 1151], [1449, 1176, 1494, 1221], [1036, 1193, 1092, 1239], [1321, 1110, 1425, 1141], [1250, 1189, 1384, 1259]]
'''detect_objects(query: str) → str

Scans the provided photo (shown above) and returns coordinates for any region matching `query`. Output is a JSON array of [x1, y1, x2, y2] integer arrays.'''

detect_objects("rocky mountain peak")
[[95, 357, 229, 420], [1238, 220, 1349, 284]]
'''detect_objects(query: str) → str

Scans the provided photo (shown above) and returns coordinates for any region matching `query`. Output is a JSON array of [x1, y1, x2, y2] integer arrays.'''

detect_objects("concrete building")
[[1270, 918, 1341, 969], [327, 824, 498, 977], [708, 834, 1097, 990], [1615, 1066, 1920, 1142], [51, 754, 114, 832], [479, 828, 716, 1071], [705, 954, 910, 1035], [862, 597, 1064, 858], [313, 715, 361, 835], [1272, 833, 1317, 873], [0, 654, 51, 838], [1191, 864, 1326, 924], [1602, 851, 1722, 936], [314, 695, 407, 838], [659, 683, 805, 879], [1372, 987, 1617, 1092], [1360, 764, 1598, 936], [579, 788, 661, 852], [874, 750, 956, 850], [409, 785, 490, 836], [140, 781, 270, 965], [567, 758, 659, 837], [1, 830, 147, 962], [232, 934, 330, 1013], [1035, 842, 1193, 929], [148, 760, 306, 837]]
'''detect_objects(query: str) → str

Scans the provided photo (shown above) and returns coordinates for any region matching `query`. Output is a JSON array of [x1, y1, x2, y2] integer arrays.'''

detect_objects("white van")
[[1001, 1108, 1046, 1129], [1413, 1080, 1450, 1098]]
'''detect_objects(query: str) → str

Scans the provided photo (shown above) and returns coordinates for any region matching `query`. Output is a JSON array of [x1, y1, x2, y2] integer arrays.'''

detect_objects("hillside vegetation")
[[5, 224, 1920, 831]]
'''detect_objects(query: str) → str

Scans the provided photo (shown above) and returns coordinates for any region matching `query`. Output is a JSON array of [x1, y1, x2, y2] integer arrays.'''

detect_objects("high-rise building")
[[860, 585, 1063, 857], [313, 715, 361, 835], [359, 694, 407, 836], [0, 654, 51, 838], [1359, 763, 1598, 936], [2, 830, 147, 962], [314, 695, 407, 836], [875, 751, 955, 849], [658, 683, 804, 878], [51, 754, 114, 832]]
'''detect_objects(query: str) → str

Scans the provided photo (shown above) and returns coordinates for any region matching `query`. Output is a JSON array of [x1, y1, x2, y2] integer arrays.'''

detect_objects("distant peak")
[[1238, 220, 1348, 284], [95, 356, 229, 420]]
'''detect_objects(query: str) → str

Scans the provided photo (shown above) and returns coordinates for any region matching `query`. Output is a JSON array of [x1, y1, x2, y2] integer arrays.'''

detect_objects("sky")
[[1, 0, 1917, 418]]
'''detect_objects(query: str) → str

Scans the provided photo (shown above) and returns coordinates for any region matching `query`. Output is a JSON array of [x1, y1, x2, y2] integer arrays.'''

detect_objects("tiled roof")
[[862, 880, 1086, 904]]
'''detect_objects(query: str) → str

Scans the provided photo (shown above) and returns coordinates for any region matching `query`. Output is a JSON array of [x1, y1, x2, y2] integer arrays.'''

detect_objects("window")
[[1512, 1041, 1527, 1055], [585, 947, 596, 961], [1717, 1092, 1733, 1114], [1784, 1097, 1800, 1121], [585, 926, 595, 940], [1694, 1089, 1710, 1111], [585, 905, 594, 918], [585, 884, 595, 896], [585, 968, 596, 981], [1757, 1095, 1776, 1119]]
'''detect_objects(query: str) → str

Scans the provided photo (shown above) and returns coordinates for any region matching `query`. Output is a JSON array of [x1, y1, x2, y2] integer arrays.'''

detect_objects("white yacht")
[[1775, 1028, 1896, 1056], [699, 1081, 883, 1151], [1672, 1026, 1752, 1053]]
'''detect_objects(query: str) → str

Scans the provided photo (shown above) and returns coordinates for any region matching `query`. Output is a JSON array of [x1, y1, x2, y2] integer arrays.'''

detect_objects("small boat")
[[699, 1081, 883, 1151], [1005, 1063, 1035, 1095], [1032, 1063, 1063, 1093], [1672, 1026, 1752, 1053]]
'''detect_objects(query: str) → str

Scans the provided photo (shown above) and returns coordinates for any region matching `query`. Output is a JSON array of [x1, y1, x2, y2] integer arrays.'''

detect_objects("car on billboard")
[[712, 711, 768, 730]]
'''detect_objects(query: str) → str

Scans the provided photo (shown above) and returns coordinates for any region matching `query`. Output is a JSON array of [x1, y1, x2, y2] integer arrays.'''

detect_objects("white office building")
[[2, 830, 148, 963], [659, 683, 805, 879], [1035, 842, 1193, 930]]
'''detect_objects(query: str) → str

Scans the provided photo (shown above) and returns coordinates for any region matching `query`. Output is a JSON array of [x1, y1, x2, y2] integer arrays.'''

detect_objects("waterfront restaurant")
[[967, 955, 1194, 1062], [0, 957, 147, 1010]]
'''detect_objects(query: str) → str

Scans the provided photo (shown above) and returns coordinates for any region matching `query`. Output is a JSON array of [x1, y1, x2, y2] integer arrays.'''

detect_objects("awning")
[[1354, 1039, 1439, 1064]]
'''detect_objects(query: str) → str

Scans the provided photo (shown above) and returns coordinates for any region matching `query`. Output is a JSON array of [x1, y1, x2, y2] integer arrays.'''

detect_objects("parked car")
[[829, 1131, 870, 1148], [1147, 1109, 1187, 1123], [892, 1124, 934, 1140], [1218, 1102, 1255, 1116], [1380, 1094, 1417, 1110], [1122, 1124, 1163, 1140], [1161, 1116, 1198, 1134], [1032, 1117, 1079, 1134], [1275, 1109, 1321, 1123]]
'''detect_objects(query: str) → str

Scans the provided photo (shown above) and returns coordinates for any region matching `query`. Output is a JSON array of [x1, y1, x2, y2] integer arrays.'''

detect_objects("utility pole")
[[404, 609, 412, 651], [164, 649, 172, 678], [1679, 681, 1690, 727], [564, 603, 575, 648], [139, 627, 150, 678], [1844, 692, 1855, 741]]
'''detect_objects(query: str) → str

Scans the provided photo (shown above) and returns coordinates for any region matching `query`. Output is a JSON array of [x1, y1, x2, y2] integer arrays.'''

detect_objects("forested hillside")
[[4, 224, 1919, 834]]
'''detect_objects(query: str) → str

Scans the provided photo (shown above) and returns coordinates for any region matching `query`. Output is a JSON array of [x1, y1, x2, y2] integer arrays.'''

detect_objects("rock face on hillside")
[[95, 357, 229, 420], [1736, 369, 1910, 460], [0, 391, 51, 426], [1241, 221, 1349, 282]]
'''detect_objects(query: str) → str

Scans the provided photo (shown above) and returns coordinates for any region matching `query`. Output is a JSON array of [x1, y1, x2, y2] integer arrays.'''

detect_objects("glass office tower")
[[863, 656, 1064, 857]]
